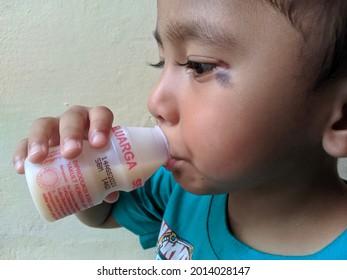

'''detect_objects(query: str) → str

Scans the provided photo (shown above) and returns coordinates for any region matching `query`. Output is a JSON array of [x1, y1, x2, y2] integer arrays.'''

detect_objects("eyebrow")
[[153, 20, 239, 50]]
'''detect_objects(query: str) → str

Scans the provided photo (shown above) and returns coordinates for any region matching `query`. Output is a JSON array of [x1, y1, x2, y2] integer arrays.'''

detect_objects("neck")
[[227, 158, 347, 256]]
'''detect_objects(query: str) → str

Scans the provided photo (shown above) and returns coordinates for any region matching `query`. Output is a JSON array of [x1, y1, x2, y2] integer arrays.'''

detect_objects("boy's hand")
[[13, 105, 114, 174], [12, 105, 121, 224]]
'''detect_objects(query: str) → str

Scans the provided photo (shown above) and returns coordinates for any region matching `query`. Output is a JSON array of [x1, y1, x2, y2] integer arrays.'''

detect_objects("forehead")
[[156, 0, 301, 51], [156, 0, 252, 35]]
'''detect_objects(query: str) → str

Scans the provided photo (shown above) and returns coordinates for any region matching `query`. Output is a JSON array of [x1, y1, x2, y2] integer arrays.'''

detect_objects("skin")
[[13, 0, 347, 256]]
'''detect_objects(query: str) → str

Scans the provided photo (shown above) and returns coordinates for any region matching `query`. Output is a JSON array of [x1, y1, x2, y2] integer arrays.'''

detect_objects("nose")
[[147, 68, 180, 126]]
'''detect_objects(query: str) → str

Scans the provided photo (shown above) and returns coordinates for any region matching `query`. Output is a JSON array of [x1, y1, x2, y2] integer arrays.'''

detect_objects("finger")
[[48, 133, 61, 147], [27, 117, 59, 163], [59, 105, 91, 159], [12, 138, 29, 174], [103, 191, 119, 203], [88, 106, 114, 148]]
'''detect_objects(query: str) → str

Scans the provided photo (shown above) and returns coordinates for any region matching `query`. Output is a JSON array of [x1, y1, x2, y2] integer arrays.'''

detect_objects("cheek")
[[181, 90, 310, 182], [181, 103, 255, 176], [186, 122, 262, 178]]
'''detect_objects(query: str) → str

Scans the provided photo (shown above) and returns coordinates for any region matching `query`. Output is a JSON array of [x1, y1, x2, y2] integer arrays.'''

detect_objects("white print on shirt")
[[155, 220, 194, 260]]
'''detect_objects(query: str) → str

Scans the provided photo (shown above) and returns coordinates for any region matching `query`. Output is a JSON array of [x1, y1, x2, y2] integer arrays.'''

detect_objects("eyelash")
[[177, 61, 217, 77], [150, 60, 165, 69], [150, 60, 217, 77]]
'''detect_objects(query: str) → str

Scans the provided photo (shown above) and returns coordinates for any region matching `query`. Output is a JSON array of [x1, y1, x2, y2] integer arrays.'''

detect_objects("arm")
[[75, 200, 121, 228]]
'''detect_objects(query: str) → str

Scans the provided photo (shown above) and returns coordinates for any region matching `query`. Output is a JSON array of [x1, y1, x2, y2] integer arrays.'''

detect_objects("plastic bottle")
[[24, 125, 169, 222]]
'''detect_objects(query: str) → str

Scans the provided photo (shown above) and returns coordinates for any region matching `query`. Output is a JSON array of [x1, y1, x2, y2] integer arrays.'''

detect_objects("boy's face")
[[148, 0, 329, 194]]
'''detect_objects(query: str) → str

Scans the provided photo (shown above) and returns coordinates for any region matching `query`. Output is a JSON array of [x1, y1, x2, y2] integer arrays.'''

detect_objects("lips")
[[160, 128, 180, 171], [164, 157, 177, 171]]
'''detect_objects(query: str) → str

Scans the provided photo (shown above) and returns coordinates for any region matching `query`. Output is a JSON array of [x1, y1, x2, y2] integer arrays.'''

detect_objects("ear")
[[322, 79, 347, 157]]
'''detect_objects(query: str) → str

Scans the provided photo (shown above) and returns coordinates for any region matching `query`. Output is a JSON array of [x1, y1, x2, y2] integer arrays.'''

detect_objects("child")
[[13, 0, 347, 259]]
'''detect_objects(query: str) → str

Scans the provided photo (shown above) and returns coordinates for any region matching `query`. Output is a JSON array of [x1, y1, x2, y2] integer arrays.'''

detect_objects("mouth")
[[165, 154, 189, 172], [164, 156, 177, 171], [159, 129, 185, 171]]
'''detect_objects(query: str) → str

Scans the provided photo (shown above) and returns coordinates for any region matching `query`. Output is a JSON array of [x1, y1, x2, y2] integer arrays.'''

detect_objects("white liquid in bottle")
[[24, 126, 169, 222]]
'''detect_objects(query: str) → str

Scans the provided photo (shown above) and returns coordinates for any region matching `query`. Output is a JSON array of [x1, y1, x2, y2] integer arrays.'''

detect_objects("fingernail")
[[29, 143, 44, 158], [14, 159, 24, 172], [63, 139, 81, 152], [91, 132, 106, 146]]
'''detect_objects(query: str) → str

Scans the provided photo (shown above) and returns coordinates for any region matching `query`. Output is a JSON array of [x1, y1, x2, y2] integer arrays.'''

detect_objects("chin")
[[171, 165, 223, 195], [170, 161, 244, 195]]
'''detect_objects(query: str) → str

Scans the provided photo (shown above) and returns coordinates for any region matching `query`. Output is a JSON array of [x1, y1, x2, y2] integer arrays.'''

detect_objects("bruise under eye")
[[215, 69, 232, 87]]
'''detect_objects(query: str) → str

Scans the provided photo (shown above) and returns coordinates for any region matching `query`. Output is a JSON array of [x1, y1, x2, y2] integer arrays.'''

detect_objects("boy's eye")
[[177, 61, 217, 77], [149, 59, 229, 84], [149, 60, 216, 76]]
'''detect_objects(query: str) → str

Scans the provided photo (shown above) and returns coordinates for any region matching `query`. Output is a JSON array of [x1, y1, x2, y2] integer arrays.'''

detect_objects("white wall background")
[[0, 0, 159, 259]]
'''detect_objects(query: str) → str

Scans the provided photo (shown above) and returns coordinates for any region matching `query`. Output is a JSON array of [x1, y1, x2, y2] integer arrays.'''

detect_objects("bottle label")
[[33, 149, 95, 221], [94, 156, 118, 190], [111, 126, 144, 190]]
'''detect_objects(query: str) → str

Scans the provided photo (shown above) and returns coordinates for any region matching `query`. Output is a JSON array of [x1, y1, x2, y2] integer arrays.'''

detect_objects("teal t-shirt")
[[112, 167, 347, 260]]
